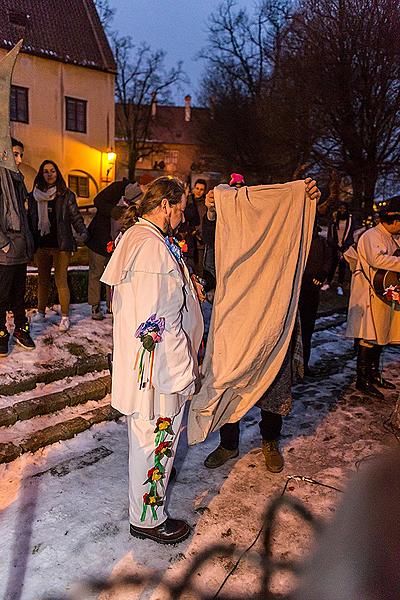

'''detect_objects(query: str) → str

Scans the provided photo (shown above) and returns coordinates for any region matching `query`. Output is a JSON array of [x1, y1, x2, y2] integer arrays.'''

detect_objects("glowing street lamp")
[[102, 150, 117, 182]]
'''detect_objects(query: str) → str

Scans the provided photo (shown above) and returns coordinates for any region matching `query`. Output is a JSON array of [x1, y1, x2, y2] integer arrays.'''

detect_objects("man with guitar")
[[346, 197, 400, 398]]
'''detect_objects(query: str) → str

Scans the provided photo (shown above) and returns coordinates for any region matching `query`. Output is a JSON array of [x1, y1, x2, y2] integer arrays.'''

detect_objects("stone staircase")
[[0, 304, 120, 465], [0, 355, 120, 464]]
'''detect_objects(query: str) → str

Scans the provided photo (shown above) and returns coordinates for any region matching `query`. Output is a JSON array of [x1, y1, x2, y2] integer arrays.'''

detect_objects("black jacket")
[[0, 170, 34, 265], [178, 194, 201, 261], [86, 179, 130, 256], [327, 214, 356, 251], [302, 232, 334, 287], [28, 188, 87, 252]]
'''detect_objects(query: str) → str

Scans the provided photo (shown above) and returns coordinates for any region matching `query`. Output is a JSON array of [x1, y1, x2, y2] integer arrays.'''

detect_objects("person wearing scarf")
[[27, 160, 88, 332]]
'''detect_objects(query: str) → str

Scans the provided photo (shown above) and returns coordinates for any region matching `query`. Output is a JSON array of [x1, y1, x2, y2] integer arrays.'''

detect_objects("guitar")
[[372, 248, 400, 303]]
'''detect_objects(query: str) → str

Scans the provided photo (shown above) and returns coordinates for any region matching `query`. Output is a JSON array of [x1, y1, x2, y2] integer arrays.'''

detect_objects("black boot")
[[0, 329, 10, 357], [370, 346, 396, 389], [356, 344, 384, 399], [13, 321, 35, 350]]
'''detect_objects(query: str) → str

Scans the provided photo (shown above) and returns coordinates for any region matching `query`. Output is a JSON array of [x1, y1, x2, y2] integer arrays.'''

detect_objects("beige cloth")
[[188, 181, 315, 445], [345, 223, 400, 345]]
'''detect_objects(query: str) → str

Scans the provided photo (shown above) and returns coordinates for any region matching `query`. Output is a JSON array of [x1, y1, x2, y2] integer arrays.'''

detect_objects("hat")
[[229, 173, 245, 187], [376, 196, 400, 216], [124, 182, 143, 203]]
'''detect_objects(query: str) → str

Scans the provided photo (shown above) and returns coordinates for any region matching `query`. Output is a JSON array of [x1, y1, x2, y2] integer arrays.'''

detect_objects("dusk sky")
[[109, 0, 251, 105]]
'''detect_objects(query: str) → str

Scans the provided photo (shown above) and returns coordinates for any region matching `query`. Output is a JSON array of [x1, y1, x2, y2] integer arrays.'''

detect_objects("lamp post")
[[102, 150, 117, 183]]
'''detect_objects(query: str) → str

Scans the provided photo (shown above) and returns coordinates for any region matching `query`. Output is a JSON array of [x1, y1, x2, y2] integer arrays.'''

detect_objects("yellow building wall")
[[1, 50, 115, 205]]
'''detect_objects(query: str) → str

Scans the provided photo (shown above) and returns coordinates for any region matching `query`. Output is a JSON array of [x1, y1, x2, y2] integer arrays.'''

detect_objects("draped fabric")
[[188, 181, 315, 445]]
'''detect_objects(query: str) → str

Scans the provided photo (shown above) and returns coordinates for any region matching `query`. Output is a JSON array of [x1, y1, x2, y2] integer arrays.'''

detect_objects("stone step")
[[0, 393, 120, 464], [0, 352, 109, 397], [0, 374, 111, 428]]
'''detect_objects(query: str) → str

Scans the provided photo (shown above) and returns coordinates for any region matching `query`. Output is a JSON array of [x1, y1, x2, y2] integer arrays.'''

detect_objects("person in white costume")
[[101, 177, 204, 544], [345, 196, 400, 399]]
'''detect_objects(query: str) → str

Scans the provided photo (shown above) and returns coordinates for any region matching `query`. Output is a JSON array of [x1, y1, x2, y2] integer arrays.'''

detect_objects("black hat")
[[376, 195, 400, 215]]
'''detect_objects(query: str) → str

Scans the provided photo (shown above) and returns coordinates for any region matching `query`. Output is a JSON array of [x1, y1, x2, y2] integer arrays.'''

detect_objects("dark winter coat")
[[327, 213, 356, 252], [0, 170, 34, 265], [302, 231, 334, 287], [28, 188, 88, 252], [179, 194, 201, 262], [86, 179, 131, 257]]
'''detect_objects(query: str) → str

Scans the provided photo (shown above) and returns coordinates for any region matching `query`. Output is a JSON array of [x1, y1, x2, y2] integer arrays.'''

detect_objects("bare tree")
[[198, 0, 317, 182], [93, 0, 185, 181], [113, 36, 185, 180], [93, 0, 115, 33], [285, 0, 400, 216]]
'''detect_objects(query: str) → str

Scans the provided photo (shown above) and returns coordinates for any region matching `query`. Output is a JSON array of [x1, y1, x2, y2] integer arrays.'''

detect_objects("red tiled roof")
[[0, 0, 116, 73], [116, 104, 208, 146]]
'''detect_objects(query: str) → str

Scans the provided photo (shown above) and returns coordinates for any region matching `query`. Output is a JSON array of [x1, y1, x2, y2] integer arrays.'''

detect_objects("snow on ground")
[[0, 322, 399, 599], [0, 304, 112, 389]]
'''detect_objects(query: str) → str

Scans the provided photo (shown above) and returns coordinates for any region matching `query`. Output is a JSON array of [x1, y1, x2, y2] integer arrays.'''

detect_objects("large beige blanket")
[[187, 181, 315, 445]]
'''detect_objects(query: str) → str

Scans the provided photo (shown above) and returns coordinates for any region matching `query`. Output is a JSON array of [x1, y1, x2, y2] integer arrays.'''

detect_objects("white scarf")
[[33, 185, 57, 236]]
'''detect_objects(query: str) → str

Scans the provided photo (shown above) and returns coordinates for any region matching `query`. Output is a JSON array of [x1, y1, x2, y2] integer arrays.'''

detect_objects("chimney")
[[151, 92, 157, 118], [184, 94, 191, 122]]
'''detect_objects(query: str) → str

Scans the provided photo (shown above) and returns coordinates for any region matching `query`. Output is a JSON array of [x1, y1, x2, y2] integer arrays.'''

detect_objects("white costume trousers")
[[127, 403, 185, 527]]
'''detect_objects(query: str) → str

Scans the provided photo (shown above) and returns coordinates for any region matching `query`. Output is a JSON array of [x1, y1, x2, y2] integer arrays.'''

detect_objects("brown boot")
[[262, 439, 284, 473], [204, 445, 239, 469]]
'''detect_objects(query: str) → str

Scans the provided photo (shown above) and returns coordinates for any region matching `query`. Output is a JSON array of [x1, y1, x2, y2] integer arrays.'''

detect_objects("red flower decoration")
[[146, 466, 163, 482], [155, 417, 172, 431], [106, 240, 114, 253], [155, 440, 172, 456], [143, 492, 163, 506]]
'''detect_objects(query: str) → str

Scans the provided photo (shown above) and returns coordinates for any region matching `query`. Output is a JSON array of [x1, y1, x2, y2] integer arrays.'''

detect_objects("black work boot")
[[356, 344, 384, 399], [370, 345, 396, 390], [0, 329, 10, 357], [13, 321, 35, 350]]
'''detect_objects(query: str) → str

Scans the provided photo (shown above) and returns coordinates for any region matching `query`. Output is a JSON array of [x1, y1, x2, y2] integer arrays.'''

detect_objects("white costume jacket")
[[346, 223, 400, 345], [101, 219, 204, 419]]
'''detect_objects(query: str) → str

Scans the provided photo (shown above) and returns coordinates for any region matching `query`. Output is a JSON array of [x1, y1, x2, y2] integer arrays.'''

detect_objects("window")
[[68, 175, 89, 198], [65, 97, 87, 133], [164, 150, 179, 165], [10, 86, 29, 123]]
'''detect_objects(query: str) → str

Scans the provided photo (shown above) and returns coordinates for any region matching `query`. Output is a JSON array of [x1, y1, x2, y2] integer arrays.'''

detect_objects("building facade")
[[1, 0, 116, 206], [115, 96, 219, 187]]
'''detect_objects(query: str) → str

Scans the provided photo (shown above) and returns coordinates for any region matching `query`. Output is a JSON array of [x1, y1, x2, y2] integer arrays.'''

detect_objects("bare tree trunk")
[[128, 148, 137, 181], [351, 169, 377, 219]]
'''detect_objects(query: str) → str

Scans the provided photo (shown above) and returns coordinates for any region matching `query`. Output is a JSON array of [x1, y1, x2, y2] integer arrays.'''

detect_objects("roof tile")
[[0, 0, 116, 73]]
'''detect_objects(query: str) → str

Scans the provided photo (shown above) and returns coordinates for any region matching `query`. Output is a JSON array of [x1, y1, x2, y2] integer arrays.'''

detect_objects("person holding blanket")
[[101, 176, 203, 544], [188, 178, 320, 472]]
